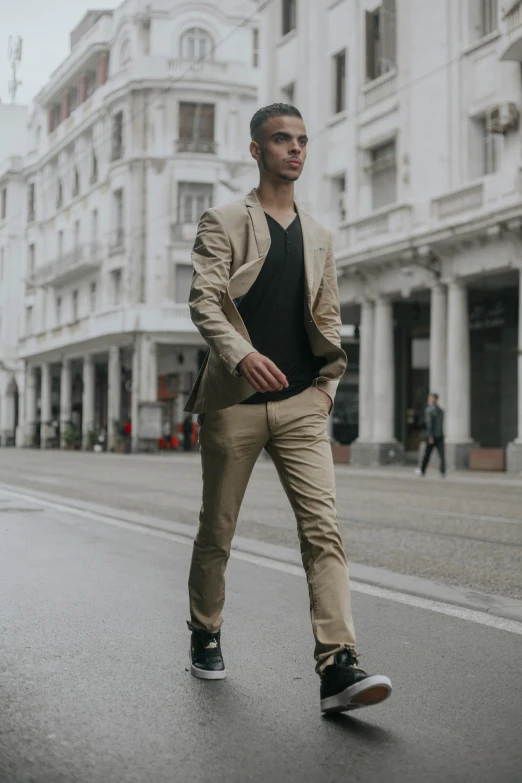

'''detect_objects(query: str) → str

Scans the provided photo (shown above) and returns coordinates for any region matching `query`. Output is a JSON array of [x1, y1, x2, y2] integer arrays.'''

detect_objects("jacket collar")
[[245, 188, 314, 302]]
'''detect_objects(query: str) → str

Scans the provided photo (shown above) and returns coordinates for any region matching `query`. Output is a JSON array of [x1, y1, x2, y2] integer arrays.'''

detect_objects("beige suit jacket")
[[184, 188, 347, 413]]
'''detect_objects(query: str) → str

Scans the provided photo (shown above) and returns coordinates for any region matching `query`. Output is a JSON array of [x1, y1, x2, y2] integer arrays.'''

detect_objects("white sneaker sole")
[[190, 663, 227, 680], [321, 675, 392, 714]]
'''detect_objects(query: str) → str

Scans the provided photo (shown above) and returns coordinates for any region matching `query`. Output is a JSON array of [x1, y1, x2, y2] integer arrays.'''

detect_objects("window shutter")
[[382, 0, 396, 73], [365, 11, 375, 81]]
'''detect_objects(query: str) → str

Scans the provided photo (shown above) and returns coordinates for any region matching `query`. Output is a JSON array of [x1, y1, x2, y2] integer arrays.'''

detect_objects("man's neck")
[[255, 180, 295, 214]]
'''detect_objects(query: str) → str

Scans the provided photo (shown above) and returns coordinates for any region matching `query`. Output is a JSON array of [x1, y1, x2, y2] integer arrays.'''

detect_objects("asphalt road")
[[0, 449, 520, 597], [0, 491, 521, 783]]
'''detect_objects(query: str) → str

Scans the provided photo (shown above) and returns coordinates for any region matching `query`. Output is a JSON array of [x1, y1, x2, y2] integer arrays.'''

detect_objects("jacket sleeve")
[[312, 231, 342, 348], [312, 231, 346, 403], [188, 209, 256, 375]]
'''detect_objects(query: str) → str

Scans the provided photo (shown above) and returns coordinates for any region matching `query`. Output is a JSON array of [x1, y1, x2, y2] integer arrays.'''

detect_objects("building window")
[[74, 220, 81, 251], [28, 183, 35, 222], [28, 243, 36, 277], [86, 71, 96, 99], [56, 179, 63, 209], [1, 187, 6, 220], [56, 295, 62, 326], [178, 183, 213, 227], [281, 82, 295, 105], [368, 140, 397, 210], [471, 116, 501, 177], [365, 0, 396, 82], [282, 0, 297, 36], [119, 38, 131, 66], [332, 175, 347, 223], [253, 28, 260, 67], [112, 189, 124, 247], [470, 0, 498, 41], [111, 111, 124, 161], [25, 306, 33, 336], [90, 151, 98, 185], [181, 27, 213, 60], [112, 269, 122, 306], [178, 103, 215, 153], [72, 289, 79, 322], [90, 281, 97, 312], [91, 209, 98, 242], [72, 167, 80, 197], [69, 86, 78, 113], [58, 230, 64, 259], [333, 49, 346, 114]]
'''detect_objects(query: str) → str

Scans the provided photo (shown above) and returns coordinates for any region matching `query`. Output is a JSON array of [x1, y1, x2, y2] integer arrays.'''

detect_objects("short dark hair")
[[430, 392, 439, 401], [250, 103, 303, 141]]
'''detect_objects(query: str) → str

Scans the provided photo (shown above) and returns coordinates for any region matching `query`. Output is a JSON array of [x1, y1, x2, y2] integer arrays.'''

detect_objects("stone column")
[[351, 297, 404, 466], [429, 284, 447, 407], [373, 298, 395, 443], [24, 365, 37, 447], [130, 336, 160, 452], [82, 354, 95, 449], [445, 280, 473, 469], [107, 346, 121, 451], [507, 269, 522, 473], [358, 300, 374, 441], [15, 374, 25, 447], [131, 338, 141, 453], [140, 337, 157, 403], [40, 362, 52, 449], [59, 359, 72, 449]]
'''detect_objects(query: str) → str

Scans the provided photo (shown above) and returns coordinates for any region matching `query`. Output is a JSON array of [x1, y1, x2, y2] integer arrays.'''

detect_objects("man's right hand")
[[238, 352, 288, 393]]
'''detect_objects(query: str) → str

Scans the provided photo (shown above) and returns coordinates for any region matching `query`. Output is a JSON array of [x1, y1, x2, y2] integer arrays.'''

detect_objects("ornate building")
[[6, 0, 259, 451], [258, 0, 522, 471]]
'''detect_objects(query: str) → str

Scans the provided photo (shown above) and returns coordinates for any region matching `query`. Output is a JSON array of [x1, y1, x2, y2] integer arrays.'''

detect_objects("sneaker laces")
[[202, 634, 221, 659], [338, 648, 366, 673]]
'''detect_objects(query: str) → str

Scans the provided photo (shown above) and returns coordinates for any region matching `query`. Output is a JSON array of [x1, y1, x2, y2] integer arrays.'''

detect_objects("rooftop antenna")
[[8, 35, 23, 104]]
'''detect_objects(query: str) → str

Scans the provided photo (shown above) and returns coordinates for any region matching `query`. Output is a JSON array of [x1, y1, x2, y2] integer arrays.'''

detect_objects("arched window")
[[181, 28, 213, 60], [119, 38, 131, 66]]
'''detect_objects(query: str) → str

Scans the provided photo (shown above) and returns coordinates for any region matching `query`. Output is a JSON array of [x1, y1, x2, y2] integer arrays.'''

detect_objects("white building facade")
[[0, 105, 28, 447], [259, 0, 522, 471], [9, 0, 259, 451]]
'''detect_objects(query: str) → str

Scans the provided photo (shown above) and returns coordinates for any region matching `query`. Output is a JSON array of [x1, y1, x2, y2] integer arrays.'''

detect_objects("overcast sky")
[[0, 0, 117, 106]]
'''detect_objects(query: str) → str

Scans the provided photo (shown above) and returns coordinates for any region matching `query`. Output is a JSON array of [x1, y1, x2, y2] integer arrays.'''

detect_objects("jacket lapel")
[[235, 190, 315, 305], [245, 189, 271, 257], [296, 204, 315, 304]]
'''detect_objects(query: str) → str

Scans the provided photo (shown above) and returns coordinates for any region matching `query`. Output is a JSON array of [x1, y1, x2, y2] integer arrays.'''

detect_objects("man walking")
[[419, 393, 446, 477], [185, 104, 391, 714]]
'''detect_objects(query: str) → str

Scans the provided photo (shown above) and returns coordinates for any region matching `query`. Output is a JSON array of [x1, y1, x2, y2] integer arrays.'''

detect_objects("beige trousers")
[[187, 385, 356, 672]]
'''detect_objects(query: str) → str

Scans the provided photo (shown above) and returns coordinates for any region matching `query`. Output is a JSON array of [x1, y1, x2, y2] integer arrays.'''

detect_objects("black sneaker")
[[320, 649, 391, 714], [190, 630, 226, 680]]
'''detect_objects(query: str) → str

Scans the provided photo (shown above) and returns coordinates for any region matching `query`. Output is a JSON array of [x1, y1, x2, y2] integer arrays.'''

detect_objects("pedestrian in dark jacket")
[[183, 415, 193, 452], [418, 393, 445, 476]]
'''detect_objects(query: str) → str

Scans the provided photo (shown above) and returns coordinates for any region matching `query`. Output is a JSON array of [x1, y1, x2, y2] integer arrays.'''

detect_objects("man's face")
[[428, 394, 436, 406], [250, 115, 308, 181]]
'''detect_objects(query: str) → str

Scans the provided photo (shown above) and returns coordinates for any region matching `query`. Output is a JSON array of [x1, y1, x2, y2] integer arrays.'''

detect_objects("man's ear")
[[250, 140, 260, 162]]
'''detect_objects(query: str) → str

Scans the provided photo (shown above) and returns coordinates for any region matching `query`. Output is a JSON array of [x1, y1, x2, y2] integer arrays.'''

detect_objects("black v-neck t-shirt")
[[237, 212, 323, 404]]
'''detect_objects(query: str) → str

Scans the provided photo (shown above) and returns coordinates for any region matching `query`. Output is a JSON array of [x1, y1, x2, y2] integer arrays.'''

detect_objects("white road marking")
[[3, 485, 522, 637]]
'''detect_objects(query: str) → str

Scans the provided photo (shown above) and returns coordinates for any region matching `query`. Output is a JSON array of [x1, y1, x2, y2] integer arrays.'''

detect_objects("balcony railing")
[[176, 139, 217, 154], [432, 183, 484, 221], [168, 58, 228, 78], [362, 70, 398, 109], [28, 243, 102, 287], [337, 204, 412, 249]]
